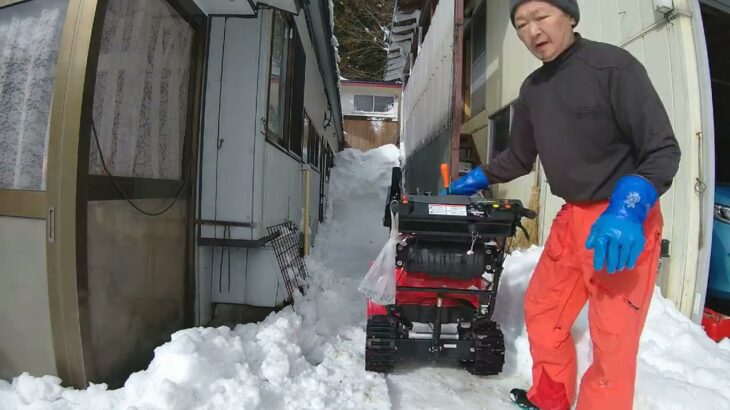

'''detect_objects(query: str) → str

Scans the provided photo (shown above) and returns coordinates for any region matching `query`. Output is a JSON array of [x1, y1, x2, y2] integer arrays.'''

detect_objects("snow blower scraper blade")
[[364, 167, 536, 376]]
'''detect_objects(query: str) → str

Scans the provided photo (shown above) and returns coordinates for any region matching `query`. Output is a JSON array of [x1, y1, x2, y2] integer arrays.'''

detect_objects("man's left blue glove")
[[442, 166, 490, 195], [585, 175, 658, 274]]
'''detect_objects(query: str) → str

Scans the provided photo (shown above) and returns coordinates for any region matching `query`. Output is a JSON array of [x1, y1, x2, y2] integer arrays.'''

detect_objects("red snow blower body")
[[365, 167, 536, 375]]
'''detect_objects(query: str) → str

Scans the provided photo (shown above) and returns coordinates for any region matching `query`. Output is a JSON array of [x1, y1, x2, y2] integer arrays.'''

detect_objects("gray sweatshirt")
[[485, 35, 681, 202]]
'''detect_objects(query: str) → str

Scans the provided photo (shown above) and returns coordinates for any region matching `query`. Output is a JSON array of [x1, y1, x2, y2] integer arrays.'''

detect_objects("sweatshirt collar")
[[542, 33, 582, 69]]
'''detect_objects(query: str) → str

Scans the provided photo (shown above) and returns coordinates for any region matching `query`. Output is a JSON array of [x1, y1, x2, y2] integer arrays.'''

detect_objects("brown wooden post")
[[450, 0, 465, 180]]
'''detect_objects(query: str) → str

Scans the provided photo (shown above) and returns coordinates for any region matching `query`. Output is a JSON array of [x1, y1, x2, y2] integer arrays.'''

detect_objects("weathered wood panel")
[[344, 116, 400, 151]]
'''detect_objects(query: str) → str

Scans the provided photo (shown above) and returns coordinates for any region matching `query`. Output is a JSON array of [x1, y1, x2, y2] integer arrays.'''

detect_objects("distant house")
[[341, 80, 401, 151]]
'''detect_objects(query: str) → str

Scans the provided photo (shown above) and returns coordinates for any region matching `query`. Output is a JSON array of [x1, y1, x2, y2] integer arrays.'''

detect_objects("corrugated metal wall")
[[483, 0, 705, 317], [401, 0, 455, 192]]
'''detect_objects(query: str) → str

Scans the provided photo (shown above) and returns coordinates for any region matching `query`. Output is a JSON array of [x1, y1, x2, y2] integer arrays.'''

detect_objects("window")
[[319, 142, 333, 222], [308, 130, 321, 169], [0, 0, 68, 190], [470, 4, 487, 115], [88, 0, 194, 180], [489, 104, 513, 160], [354, 95, 395, 114], [325, 145, 334, 178], [267, 12, 289, 145], [462, 2, 486, 120], [266, 10, 306, 156]]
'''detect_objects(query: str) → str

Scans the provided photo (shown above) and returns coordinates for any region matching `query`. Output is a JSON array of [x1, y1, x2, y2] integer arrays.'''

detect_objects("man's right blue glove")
[[445, 166, 490, 195]]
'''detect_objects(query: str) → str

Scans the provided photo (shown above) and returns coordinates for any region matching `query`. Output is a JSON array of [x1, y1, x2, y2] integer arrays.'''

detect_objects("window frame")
[[0, 0, 71, 217], [470, 3, 487, 115], [81, 0, 205, 202], [265, 11, 294, 149], [0, 0, 34, 8], [488, 103, 515, 161], [264, 9, 306, 160], [353, 94, 396, 115], [461, 0, 487, 121]]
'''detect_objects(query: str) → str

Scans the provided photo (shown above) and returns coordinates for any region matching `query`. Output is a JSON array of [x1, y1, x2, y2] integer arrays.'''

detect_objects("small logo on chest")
[[576, 105, 608, 119]]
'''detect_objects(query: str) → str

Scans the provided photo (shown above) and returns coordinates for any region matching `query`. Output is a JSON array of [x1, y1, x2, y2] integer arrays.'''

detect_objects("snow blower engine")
[[365, 166, 536, 375]]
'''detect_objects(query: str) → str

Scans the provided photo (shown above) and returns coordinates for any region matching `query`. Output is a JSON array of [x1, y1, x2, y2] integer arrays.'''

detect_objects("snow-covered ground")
[[2, 145, 730, 409]]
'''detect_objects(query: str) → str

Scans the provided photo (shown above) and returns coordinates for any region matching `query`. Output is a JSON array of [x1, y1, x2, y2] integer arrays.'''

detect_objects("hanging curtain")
[[89, 0, 194, 180], [0, 0, 68, 190]]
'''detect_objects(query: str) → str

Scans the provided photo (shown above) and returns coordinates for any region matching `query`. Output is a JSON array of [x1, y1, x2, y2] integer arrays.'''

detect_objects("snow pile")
[[2, 144, 730, 410]]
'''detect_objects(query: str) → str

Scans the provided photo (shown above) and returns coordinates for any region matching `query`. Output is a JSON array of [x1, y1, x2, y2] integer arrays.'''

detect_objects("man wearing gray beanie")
[[510, 0, 580, 27], [445, 1, 680, 410]]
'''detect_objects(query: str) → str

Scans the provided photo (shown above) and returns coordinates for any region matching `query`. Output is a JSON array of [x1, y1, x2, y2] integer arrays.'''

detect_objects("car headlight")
[[716, 204, 730, 224]]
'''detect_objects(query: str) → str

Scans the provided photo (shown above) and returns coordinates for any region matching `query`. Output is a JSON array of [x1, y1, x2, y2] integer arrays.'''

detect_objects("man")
[[445, 1, 681, 409]]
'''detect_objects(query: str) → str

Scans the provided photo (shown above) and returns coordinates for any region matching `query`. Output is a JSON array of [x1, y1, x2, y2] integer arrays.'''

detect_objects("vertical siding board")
[[617, 0, 642, 42], [578, 0, 603, 41], [598, 0, 622, 45]]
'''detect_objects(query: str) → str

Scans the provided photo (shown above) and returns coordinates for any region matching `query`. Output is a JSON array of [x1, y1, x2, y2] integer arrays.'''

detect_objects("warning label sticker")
[[428, 204, 467, 216]]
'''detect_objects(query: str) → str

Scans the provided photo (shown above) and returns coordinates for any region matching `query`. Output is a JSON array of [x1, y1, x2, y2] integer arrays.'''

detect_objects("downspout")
[[450, 0, 464, 180], [688, 0, 716, 324]]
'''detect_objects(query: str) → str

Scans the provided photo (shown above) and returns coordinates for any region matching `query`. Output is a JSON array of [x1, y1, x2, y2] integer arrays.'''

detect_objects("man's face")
[[514, 1, 576, 62]]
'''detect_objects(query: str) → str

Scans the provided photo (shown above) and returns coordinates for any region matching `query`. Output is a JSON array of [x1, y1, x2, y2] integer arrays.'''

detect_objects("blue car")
[[708, 184, 730, 314]]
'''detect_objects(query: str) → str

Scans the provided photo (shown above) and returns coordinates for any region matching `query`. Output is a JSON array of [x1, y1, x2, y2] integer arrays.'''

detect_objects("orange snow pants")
[[525, 202, 663, 410]]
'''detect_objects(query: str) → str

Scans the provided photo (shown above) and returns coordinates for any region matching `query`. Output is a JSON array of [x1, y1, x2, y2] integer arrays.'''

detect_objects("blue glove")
[[585, 175, 658, 274], [446, 166, 490, 195]]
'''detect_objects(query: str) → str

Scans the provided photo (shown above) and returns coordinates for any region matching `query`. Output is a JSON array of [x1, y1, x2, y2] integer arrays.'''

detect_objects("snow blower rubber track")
[[365, 316, 398, 373], [463, 320, 506, 376]]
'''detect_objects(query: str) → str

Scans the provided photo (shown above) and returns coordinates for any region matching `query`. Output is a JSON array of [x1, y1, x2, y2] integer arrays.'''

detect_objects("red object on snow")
[[702, 308, 730, 342]]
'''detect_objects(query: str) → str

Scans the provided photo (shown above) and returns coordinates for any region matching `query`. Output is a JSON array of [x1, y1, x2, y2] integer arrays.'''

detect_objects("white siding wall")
[[485, 0, 704, 316], [195, 9, 340, 317]]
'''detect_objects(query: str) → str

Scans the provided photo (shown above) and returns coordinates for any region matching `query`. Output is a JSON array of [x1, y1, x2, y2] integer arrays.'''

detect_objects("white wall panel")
[[199, 18, 225, 240], [262, 144, 303, 227], [0, 217, 56, 379]]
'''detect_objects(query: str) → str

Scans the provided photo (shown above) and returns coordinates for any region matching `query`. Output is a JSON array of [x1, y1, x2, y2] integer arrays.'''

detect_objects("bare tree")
[[333, 0, 394, 81]]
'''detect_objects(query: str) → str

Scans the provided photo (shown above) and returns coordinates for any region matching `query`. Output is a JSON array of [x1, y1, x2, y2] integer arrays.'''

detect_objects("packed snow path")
[[2, 145, 730, 409]]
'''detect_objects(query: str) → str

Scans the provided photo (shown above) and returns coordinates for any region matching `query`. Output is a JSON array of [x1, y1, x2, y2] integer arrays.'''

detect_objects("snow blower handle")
[[440, 163, 450, 191], [518, 207, 537, 220]]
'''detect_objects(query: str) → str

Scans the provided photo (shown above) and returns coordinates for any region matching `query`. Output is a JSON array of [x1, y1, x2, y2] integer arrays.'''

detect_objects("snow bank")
[[2, 145, 730, 410]]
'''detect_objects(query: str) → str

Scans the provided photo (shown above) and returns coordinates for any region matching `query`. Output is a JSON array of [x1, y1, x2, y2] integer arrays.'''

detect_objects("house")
[[0, 0, 342, 388], [340, 80, 401, 151], [389, 0, 727, 324]]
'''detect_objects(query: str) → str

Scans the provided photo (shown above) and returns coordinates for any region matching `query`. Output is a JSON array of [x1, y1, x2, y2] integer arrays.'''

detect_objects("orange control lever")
[[440, 163, 450, 189]]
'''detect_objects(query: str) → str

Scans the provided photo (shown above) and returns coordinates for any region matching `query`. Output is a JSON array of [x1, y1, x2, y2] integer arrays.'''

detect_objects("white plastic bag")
[[358, 211, 400, 305]]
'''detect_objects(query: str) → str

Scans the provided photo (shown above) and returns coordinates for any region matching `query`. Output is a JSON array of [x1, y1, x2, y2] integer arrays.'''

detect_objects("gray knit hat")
[[510, 0, 580, 26]]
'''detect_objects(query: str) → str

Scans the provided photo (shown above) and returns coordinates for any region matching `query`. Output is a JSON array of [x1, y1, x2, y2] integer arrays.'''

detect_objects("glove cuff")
[[606, 175, 658, 224], [449, 166, 490, 195]]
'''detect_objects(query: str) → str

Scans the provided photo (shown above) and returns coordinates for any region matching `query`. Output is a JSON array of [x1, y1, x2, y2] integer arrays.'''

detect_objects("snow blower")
[[364, 166, 536, 375]]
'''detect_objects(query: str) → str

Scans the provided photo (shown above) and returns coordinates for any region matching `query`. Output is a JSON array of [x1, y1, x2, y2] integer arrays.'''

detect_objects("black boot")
[[509, 389, 540, 409]]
